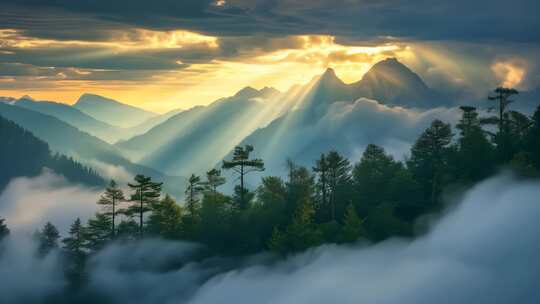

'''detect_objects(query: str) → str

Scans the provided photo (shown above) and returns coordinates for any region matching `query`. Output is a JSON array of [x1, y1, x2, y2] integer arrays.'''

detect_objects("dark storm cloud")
[[1, 0, 538, 43]]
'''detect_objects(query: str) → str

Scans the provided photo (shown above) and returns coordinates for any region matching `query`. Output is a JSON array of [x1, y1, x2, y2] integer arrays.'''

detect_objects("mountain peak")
[[19, 95, 34, 101], [317, 67, 346, 88], [259, 87, 280, 98], [234, 86, 260, 98]]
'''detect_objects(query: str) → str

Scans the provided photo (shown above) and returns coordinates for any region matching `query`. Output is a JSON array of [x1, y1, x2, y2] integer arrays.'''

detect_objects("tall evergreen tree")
[[455, 106, 495, 182], [524, 105, 540, 171], [325, 150, 352, 221], [84, 213, 112, 252], [341, 204, 366, 243], [0, 218, 9, 241], [147, 195, 183, 239], [203, 169, 226, 195], [98, 180, 125, 238], [408, 120, 453, 208], [37, 222, 60, 256], [185, 174, 204, 217], [483, 87, 519, 162], [62, 218, 87, 284], [127, 174, 162, 238], [222, 145, 264, 209], [313, 153, 329, 214]]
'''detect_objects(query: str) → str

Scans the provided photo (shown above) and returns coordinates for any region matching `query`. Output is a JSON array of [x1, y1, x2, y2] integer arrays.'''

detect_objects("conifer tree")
[[223, 145, 264, 209], [127, 174, 163, 238], [84, 213, 112, 252], [341, 204, 366, 243], [408, 120, 453, 208], [325, 151, 352, 221], [0, 218, 9, 241], [62, 218, 87, 283], [98, 180, 125, 238], [203, 169, 226, 195], [147, 195, 183, 239], [313, 153, 329, 212], [37, 222, 60, 256], [185, 174, 204, 217]]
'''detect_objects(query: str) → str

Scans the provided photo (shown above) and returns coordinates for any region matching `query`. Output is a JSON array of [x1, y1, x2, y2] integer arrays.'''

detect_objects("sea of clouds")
[[1, 172, 539, 303]]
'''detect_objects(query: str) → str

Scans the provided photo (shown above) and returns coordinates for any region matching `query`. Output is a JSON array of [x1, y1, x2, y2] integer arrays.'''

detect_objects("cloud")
[[1, 174, 540, 303], [187, 175, 540, 304], [0, 169, 101, 233], [0, 236, 64, 303]]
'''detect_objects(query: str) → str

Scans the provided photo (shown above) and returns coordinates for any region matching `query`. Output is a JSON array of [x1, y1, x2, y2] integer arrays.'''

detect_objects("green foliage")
[[62, 218, 87, 286], [341, 204, 366, 243], [147, 195, 183, 239], [408, 119, 454, 209], [0, 116, 103, 189], [222, 145, 264, 209], [454, 106, 495, 182], [0, 218, 10, 241], [269, 198, 322, 254], [98, 180, 125, 238], [84, 213, 112, 252], [37, 222, 60, 256], [126, 174, 163, 238]]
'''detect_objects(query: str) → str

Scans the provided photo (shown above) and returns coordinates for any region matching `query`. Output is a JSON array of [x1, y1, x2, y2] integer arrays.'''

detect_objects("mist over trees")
[[1, 87, 540, 302]]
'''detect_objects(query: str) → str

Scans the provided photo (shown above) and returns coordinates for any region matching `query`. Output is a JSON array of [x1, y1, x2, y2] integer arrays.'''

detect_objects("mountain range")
[[2, 57, 536, 193]]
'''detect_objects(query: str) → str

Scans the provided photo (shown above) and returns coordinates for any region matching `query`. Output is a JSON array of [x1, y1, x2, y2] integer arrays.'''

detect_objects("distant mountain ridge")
[[74, 93, 157, 128], [0, 115, 104, 189], [14, 96, 123, 143], [0, 103, 186, 197]]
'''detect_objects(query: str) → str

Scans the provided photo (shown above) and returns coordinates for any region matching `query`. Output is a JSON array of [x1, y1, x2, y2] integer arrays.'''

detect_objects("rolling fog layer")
[[1, 174, 540, 303]]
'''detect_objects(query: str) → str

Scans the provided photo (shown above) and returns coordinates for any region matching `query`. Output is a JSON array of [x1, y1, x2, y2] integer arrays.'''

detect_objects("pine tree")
[[0, 218, 9, 241], [37, 222, 60, 256], [341, 204, 366, 243], [127, 175, 163, 238], [203, 169, 226, 195], [84, 213, 112, 252], [222, 145, 264, 209], [482, 87, 519, 162], [325, 150, 352, 221], [313, 153, 329, 214], [455, 106, 494, 182], [524, 105, 540, 171], [98, 180, 125, 238], [185, 174, 204, 218], [408, 120, 453, 208], [147, 195, 183, 239], [62, 218, 86, 257], [62, 218, 87, 284]]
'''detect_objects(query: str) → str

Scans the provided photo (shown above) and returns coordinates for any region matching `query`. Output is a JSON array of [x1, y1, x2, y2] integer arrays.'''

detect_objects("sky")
[[0, 0, 539, 113]]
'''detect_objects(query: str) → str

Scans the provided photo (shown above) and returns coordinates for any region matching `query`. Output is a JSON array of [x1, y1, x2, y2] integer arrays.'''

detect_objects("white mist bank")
[[0, 174, 540, 303], [0, 169, 101, 233]]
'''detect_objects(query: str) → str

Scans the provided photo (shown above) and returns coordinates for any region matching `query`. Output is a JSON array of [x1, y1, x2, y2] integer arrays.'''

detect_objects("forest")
[[1, 87, 540, 291]]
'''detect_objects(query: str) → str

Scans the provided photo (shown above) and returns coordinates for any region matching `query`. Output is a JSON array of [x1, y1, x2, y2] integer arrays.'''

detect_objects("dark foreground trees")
[[13, 87, 540, 268]]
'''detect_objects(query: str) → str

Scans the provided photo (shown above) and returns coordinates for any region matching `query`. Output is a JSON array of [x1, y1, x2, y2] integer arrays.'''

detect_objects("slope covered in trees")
[[0, 103, 186, 197], [0, 115, 103, 189]]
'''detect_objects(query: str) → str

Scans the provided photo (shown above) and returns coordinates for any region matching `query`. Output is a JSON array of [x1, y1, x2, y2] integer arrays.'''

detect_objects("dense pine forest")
[[0, 116, 103, 189], [1, 87, 540, 295]]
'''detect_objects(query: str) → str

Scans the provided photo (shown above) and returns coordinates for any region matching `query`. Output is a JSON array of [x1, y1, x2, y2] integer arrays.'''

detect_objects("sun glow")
[[0, 29, 416, 112]]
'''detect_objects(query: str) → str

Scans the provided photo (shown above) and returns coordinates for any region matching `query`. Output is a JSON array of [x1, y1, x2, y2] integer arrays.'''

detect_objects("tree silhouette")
[[37, 222, 60, 256], [98, 180, 125, 238], [0, 218, 9, 241], [185, 174, 204, 217], [313, 153, 329, 213], [127, 175, 163, 238], [222, 145, 264, 209], [203, 169, 226, 197], [408, 120, 453, 208]]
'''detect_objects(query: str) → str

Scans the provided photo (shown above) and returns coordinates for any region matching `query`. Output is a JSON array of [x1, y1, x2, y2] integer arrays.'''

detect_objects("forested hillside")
[[0, 116, 103, 189]]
